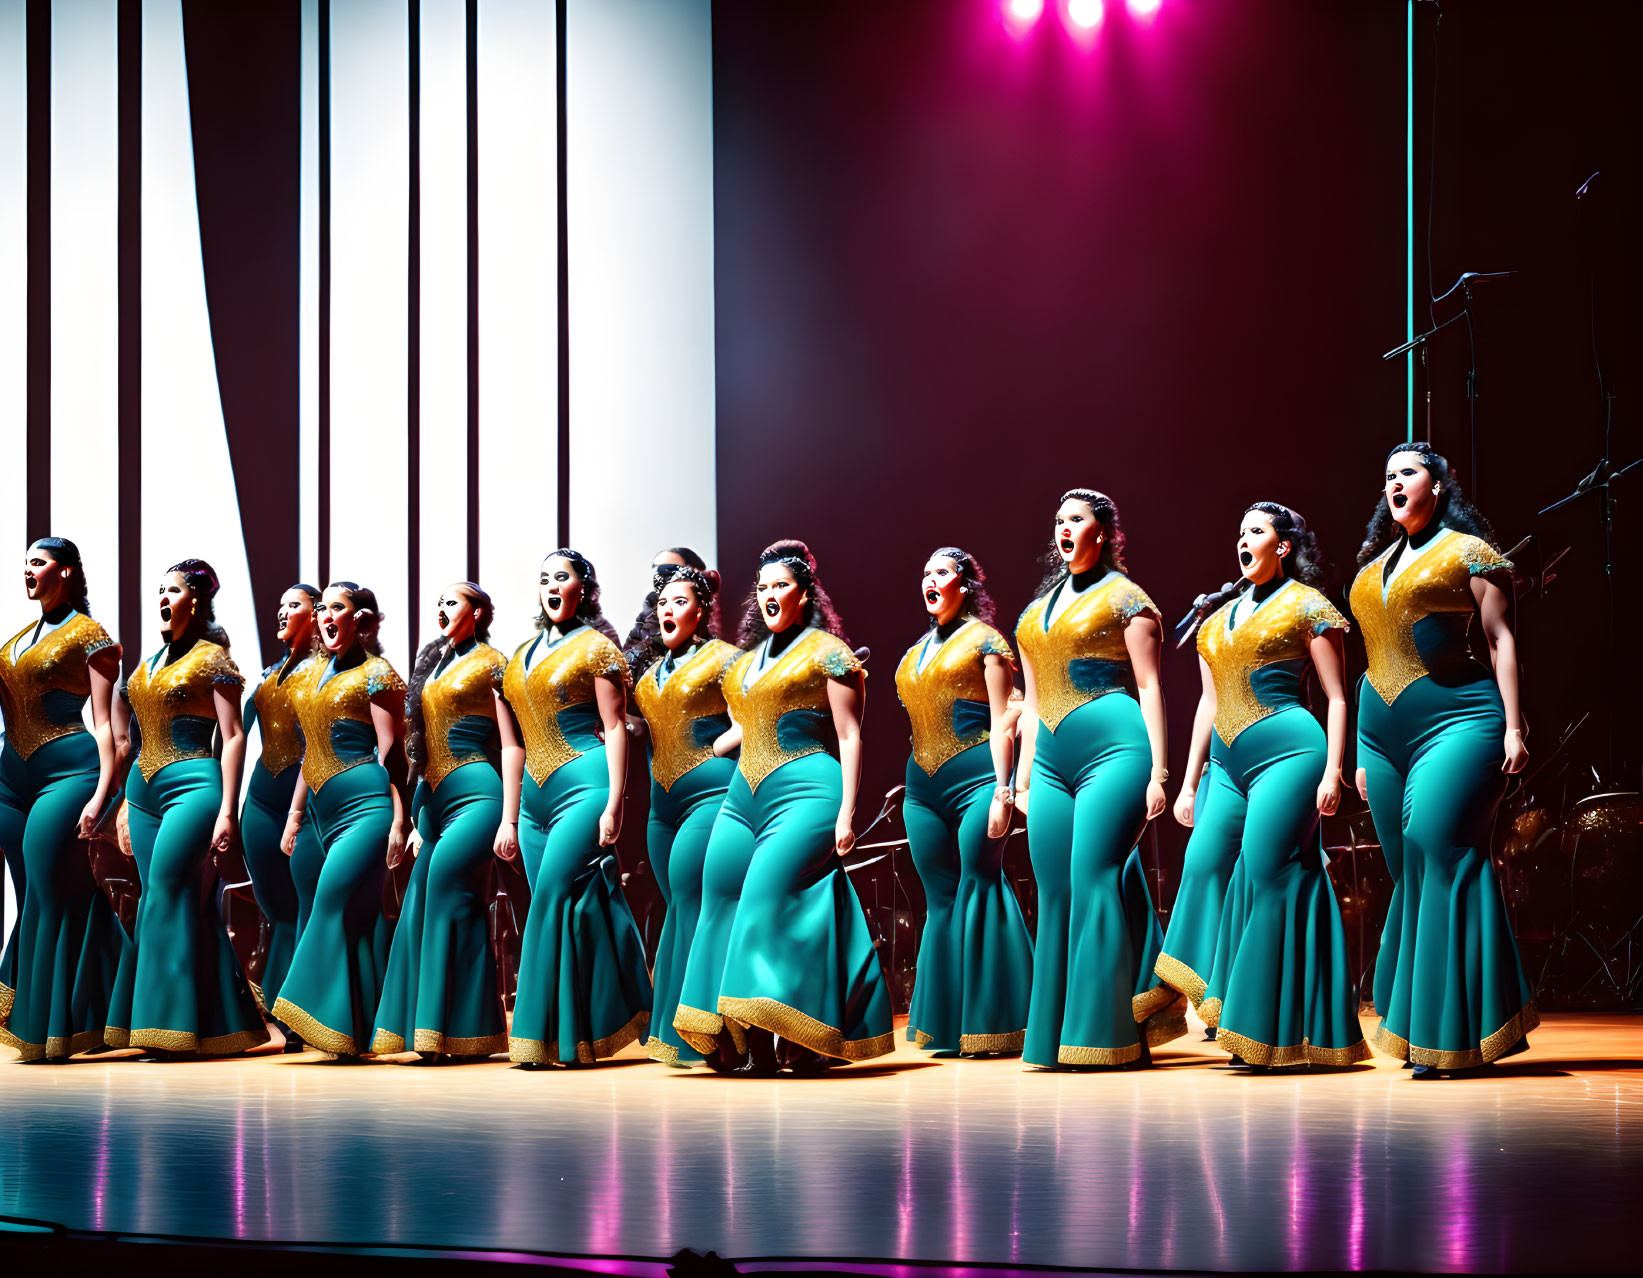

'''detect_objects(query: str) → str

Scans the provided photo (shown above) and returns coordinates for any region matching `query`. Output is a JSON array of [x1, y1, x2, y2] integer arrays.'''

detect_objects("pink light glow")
[[1007, 0, 1045, 21], [1067, 0, 1105, 30], [1128, 0, 1162, 17]]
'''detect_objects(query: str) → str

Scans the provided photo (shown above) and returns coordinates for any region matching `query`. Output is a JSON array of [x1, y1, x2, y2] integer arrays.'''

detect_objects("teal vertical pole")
[[1406, 0, 1415, 441]]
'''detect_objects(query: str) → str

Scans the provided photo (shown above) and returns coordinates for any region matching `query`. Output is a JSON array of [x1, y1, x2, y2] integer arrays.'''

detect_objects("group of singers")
[[0, 441, 1538, 1080]]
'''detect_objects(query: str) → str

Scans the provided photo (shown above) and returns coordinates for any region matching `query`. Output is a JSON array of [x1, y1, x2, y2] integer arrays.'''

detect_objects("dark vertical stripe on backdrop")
[[406, 0, 421, 656], [117, 0, 140, 674], [318, 0, 332, 586], [554, 0, 569, 547], [182, 0, 302, 668], [465, 0, 479, 582], [24, 0, 49, 541]]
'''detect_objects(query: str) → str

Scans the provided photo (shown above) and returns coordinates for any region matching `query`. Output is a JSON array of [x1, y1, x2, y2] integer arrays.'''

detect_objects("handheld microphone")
[[1172, 583, 1236, 650]]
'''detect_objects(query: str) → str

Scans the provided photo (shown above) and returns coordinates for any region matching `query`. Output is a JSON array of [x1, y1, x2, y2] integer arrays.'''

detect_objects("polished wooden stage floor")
[[1, 1012, 1637, 1273]]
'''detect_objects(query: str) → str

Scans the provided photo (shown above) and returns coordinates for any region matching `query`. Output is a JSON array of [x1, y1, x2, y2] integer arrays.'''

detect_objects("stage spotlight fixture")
[[1127, 0, 1162, 17], [1007, 0, 1045, 22], [1067, 0, 1105, 31]]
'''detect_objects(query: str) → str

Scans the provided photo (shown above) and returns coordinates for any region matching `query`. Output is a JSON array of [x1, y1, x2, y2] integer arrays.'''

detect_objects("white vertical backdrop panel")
[[417, 0, 467, 637], [566, 0, 716, 627], [0, 0, 18, 960], [139, 0, 259, 675], [48, 0, 118, 610], [298, 0, 319, 587], [476, 0, 556, 648], [329, 0, 410, 667]]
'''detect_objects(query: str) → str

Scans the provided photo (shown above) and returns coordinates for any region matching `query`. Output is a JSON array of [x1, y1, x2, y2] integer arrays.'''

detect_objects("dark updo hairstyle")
[[406, 582, 495, 769], [313, 581, 385, 658], [622, 546, 719, 655], [924, 546, 997, 629], [30, 536, 91, 613], [1190, 502, 1329, 621], [166, 558, 231, 648], [534, 548, 621, 645], [736, 539, 849, 648], [625, 562, 718, 676], [1037, 488, 1128, 596], [1358, 441, 1499, 567]]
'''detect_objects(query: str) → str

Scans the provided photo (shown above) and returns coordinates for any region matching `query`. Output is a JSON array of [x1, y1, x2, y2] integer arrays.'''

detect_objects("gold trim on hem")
[[1132, 982, 1179, 1024], [1055, 1041, 1143, 1067], [270, 997, 357, 1056], [1153, 952, 1208, 1007], [508, 1009, 649, 1066], [103, 1026, 130, 1049], [673, 1004, 726, 1057], [1199, 997, 1223, 1029], [0, 980, 13, 1020], [128, 1025, 269, 1056], [1378, 1002, 1539, 1070], [1216, 1026, 1374, 1068], [717, 995, 895, 1062], [908, 1026, 1028, 1056], [646, 1036, 681, 1065], [1144, 1011, 1190, 1049], [5, 1028, 107, 1062]]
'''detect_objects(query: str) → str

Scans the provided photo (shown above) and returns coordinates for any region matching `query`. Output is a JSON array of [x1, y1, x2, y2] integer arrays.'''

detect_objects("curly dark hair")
[[735, 539, 849, 648], [923, 546, 997, 629], [405, 582, 496, 769], [309, 581, 385, 659], [166, 558, 231, 649], [625, 562, 718, 676], [1036, 488, 1129, 596], [1358, 441, 1499, 567], [533, 549, 620, 645], [622, 546, 716, 655], [1244, 503, 1328, 589], [30, 537, 92, 614]]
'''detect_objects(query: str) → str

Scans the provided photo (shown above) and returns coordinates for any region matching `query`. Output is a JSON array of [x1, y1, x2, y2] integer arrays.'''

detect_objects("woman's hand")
[[211, 812, 235, 854], [1354, 767, 1368, 802], [281, 812, 302, 857], [598, 803, 623, 847], [392, 827, 423, 868], [835, 812, 856, 856], [494, 820, 520, 862], [1316, 771, 1342, 817], [1173, 786, 1195, 828], [1502, 728, 1529, 774], [77, 797, 106, 840], [386, 820, 408, 868], [986, 786, 1014, 840], [1144, 780, 1167, 821]]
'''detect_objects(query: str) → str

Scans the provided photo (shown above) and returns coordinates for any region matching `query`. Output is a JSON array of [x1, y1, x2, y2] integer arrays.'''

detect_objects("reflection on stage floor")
[[1, 1013, 1637, 1273]]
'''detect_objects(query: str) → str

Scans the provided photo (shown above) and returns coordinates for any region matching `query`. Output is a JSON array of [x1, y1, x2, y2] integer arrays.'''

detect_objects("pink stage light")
[[1006, 0, 1045, 22], [1127, 0, 1162, 17], [1067, 0, 1105, 31]]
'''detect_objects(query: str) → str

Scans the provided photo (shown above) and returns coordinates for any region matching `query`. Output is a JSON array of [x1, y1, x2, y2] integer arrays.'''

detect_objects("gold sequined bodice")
[[126, 641, 243, 782], [502, 627, 628, 785], [1198, 581, 1348, 745], [421, 642, 505, 790], [0, 614, 116, 760], [725, 628, 862, 794], [1015, 574, 1159, 733], [895, 622, 1013, 777], [633, 640, 740, 792], [292, 654, 406, 792], [252, 656, 313, 776], [1349, 530, 1510, 706]]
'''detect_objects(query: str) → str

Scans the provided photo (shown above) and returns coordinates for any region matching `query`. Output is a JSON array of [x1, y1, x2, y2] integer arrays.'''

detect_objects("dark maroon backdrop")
[[709, 0, 1641, 912]]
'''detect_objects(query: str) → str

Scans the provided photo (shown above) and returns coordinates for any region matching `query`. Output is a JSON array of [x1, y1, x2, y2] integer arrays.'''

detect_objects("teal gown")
[[1154, 765, 1222, 1013], [503, 625, 652, 1065], [675, 627, 894, 1064], [110, 639, 268, 1055], [1183, 578, 1369, 1067], [1015, 573, 1186, 1067], [1352, 526, 1537, 1068], [372, 638, 509, 1057], [0, 612, 124, 1060], [271, 650, 405, 1055], [896, 619, 1033, 1055], [631, 638, 740, 1066], [240, 653, 323, 1017]]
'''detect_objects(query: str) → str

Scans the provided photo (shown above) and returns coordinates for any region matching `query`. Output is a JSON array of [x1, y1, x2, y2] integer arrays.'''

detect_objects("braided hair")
[[1358, 441, 1499, 567], [1036, 488, 1128, 596], [29, 537, 91, 613], [735, 539, 849, 648]]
